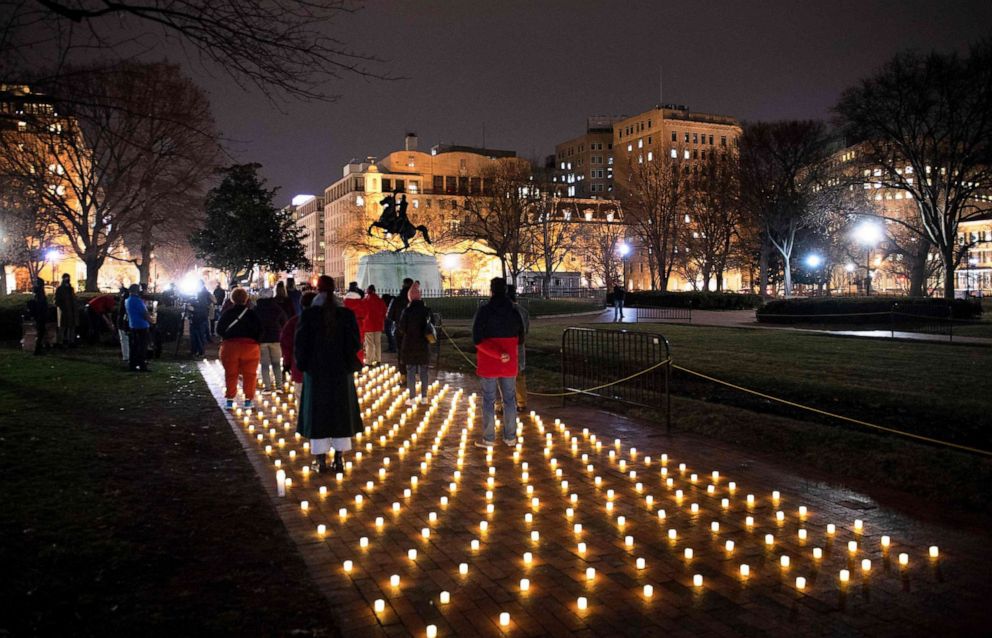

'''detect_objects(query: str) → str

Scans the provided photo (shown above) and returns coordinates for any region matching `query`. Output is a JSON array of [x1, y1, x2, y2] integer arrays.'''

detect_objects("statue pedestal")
[[356, 251, 442, 293]]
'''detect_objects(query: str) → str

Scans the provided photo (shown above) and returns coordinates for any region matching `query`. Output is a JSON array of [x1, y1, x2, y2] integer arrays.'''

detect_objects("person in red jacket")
[[363, 284, 387, 365], [343, 281, 368, 364], [471, 277, 525, 448], [280, 291, 316, 397]]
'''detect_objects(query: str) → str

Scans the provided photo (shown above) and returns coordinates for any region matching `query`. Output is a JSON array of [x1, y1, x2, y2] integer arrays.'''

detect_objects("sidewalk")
[[541, 308, 992, 346], [201, 361, 988, 637]]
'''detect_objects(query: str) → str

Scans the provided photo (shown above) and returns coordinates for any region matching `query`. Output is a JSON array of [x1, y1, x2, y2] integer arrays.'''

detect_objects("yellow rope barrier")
[[438, 326, 992, 457]]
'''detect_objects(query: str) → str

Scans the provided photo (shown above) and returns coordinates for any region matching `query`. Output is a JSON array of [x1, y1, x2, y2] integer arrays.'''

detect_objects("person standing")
[[216, 287, 262, 409], [397, 282, 432, 405], [274, 281, 296, 318], [254, 287, 288, 393], [386, 278, 413, 375], [85, 292, 116, 344], [612, 284, 626, 322], [280, 291, 316, 398], [54, 273, 77, 347], [286, 277, 302, 316], [508, 285, 530, 412], [382, 293, 397, 353], [363, 284, 387, 365], [472, 277, 525, 448], [295, 276, 363, 474], [343, 282, 368, 365], [210, 282, 226, 337], [189, 280, 213, 357], [115, 287, 130, 362], [125, 284, 152, 372], [30, 278, 49, 355]]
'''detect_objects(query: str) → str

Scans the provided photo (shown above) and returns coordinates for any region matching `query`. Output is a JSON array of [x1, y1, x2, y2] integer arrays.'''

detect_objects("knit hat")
[[408, 281, 422, 302], [316, 275, 335, 293]]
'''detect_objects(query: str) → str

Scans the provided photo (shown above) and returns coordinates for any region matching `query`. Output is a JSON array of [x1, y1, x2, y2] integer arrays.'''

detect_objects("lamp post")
[[804, 254, 822, 296], [845, 263, 856, 296], [618, 241, 631, 291], [967, 255, 978, 298], [854, 222, 882, 296], [45, 248, 60, 284]]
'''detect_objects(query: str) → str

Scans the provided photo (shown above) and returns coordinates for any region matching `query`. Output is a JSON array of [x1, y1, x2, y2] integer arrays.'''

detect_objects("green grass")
[[426, 296, 601, 320], [436, 321, 992, 511], [0, 347, 338, 636]]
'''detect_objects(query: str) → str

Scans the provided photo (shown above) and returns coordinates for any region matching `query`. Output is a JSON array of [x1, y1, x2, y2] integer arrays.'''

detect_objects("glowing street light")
[[854, 221, 883, 295], [805, 254, 822, 268]]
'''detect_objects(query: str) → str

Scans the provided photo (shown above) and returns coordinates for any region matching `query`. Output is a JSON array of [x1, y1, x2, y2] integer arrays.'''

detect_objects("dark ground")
[[0, 345, 339, 637]]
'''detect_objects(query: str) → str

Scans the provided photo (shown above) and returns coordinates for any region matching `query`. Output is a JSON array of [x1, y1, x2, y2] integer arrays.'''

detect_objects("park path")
[[199, 362, 989, 637], [534, 307, 992, 346]]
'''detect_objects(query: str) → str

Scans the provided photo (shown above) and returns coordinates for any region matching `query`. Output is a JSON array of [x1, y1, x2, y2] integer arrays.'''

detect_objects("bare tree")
[[454, 159, 538, 285], [0, 182, 59, 293], [1, 0, 385, 102], [528, 186, 585, 297], [0, 62, 220, 290], [682, 149, 741, 291], [617, 150, 690, 291], [738, 120, 836, 297], [576, 212, 625, 290], [834, 40, 992, 299]]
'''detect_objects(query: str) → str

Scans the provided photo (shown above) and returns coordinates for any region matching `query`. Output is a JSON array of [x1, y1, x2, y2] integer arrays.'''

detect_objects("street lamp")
[[618, 242, 631, 291], [845, 263, 856, 295], [45, 248, 60, 283], [805, 254, 823, 296], [442, 254, 459, 294], [854, 222, 882, 295]]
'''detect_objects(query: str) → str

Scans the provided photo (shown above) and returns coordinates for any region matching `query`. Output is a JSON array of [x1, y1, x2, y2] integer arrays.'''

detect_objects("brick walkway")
[[200, 362, 988, 637]]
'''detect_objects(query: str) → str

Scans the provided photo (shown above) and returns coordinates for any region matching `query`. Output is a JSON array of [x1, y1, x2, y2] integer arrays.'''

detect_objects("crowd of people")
[[27, 272, 531, 471]]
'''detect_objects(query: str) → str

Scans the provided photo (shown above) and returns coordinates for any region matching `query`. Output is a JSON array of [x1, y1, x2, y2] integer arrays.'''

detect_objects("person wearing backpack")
[[397, 282, 433, 405]]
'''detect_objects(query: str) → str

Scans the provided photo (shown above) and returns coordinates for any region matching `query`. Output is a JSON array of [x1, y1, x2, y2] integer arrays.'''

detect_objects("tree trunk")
[[782, 253, 792, 297], [908, 256, 926, 297], [941, 247, 955, 300], [759, 239, 770, 299], [0, 262, 7, 296], [137, 243, 154, 286], [84, 256, 104, 292], [715, 269, 724, 292]]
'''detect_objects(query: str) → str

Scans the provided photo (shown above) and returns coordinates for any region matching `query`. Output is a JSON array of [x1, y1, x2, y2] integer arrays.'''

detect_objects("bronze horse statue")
[[368, 191, 432, 252]]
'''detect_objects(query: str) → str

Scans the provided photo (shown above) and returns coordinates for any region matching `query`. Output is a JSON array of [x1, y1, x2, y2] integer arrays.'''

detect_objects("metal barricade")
[[561, 327, 671, 432], [890, 303, 954, 340], [632, 305, 692, 323]]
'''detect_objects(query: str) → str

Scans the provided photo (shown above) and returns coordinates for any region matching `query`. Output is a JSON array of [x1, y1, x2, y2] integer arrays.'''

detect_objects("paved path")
[[200, 362, 989, 637], [536, 308, 992, 346]]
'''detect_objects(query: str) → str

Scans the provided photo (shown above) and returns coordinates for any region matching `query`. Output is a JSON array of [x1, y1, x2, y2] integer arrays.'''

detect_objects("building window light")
[[670, 148, 677, 158], [647, 151, 653, 161], [627, 144, 633, 152], [684, 150, 690, 160]]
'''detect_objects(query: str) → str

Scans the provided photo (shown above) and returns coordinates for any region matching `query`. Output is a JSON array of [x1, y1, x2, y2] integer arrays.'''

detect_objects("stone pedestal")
[[356, 251, 442, 293]]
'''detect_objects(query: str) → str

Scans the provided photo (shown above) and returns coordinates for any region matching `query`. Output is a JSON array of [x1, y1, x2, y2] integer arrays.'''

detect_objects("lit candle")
[[765, 534, 774, 546], [586, 567, 596, 580], [520, 578, 530, 591], [710, 522, 720, 533], [880, 535, 891, 549], [408, 549, 417, 560], [684, 548, 693, 560], [839, 569, 850, 583], [577, 542, 586, 554], [343, 560, 353, 572], [523, 552, 532, 564], [899, 553, 909, 566], [499, 612, 510, 627], [693, 574, 703, 587], [813, 547, 823, 559], [740, 564, 750, 577], [929, 545, 939, 558], [848, 541, 858, 554], [725, 540, 735, 552], [780, 555, 790, 568], [861, 559, 871, 572], [827, 523, 836, 535], [459, 562, 468, 575], [577, 596, 588, 610], [796, 576, 806, 590], [439, 591, 450, 604], [636, 557, 646, 570], [668, 529, 677, 540], [276, 469, 286, 496], [426, 625, 438, 638], [643, 584, 654, 598], [317, 524, 326, 536], [360, 536, 369, 548], [374, 599, 385, 613]]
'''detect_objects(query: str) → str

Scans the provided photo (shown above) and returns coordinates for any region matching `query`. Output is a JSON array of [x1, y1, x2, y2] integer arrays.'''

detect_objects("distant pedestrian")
[[363, 284, 387, 365], [382, 293, 397, 352], [274, 281, 295, 318], [387, 278, 414, 375], [254, 287, 288, 393], [612, 284, 626, 322], [343, 283, 368, 365], [217, 287, 262, 409], [29, 278, 48, 355], [86, 292, 116, 343], [397, 282, 432, 405], [115, 287, 130, 362], [125, 284, 152, 372], [210, 282, 226, 336], [296, 276, 363, 474], [508, 285, 530, 411], [280, 291, 316, 397], [286, 277, 303, 316], [472, 277, 525, 448], [54, 273, 76, 347], [189, 280, 213, 357]]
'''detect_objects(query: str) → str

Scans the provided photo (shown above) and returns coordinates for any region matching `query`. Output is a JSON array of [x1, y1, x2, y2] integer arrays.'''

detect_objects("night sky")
[[179, 0, 991, 201]]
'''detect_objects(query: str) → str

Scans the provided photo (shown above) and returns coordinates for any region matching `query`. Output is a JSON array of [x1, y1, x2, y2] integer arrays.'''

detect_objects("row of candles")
[[204, 360, 943, 636]]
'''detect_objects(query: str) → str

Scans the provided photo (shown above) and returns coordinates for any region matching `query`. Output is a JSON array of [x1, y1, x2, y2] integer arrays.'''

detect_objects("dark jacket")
[[386, 287, 411, 324], [397, 300, 432, 365], [30, 284, 48, 321], [216, 304, 262, 342], [275, 295, 295, 319], [255, 298, 288, 343], [295, 304, 363, 441], [472, 296, 525, 378], [191, 289, 213, 321]]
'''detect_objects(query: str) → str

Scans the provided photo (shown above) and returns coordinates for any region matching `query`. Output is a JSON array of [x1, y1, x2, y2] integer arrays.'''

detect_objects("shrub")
[[756, 296, 983, 324], [620, 290, 763, 310]]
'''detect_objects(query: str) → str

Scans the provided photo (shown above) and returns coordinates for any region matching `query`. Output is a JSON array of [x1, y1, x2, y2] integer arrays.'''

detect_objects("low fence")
[[631, 305, 692, 323], [560, 327, 671, 431]]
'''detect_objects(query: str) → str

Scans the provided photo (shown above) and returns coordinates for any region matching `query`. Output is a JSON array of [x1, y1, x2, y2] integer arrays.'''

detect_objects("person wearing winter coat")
[[279, 291, 316, 397], [386, 278, 413, 374], [471, 277, 525, 448], [343, 284, 368, 365], [54, 273, 76, 346], [397, 282, 432, 405], [274, 281, 296, 319], [254, 287, 289, 393], [363, 284, 387, 365], [216, 287, 263, 409], [295, 276, 363, 474]]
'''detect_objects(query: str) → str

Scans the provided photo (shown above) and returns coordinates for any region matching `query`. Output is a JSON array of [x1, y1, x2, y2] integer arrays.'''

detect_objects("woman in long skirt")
[[295, 276, 363, 473]]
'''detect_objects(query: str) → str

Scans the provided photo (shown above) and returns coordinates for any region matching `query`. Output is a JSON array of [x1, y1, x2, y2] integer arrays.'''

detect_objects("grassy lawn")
[[0, 347, 338, 636], [427, 296, 601, 320], [437, 321, 992, 511]]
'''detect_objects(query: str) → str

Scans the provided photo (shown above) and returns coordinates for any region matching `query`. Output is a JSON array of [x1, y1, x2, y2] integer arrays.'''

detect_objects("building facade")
[[553, 116, 623, 198]]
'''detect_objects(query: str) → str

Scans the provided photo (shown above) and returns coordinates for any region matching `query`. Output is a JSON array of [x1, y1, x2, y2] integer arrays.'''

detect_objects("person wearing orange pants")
[[216, 287, 263, 409]]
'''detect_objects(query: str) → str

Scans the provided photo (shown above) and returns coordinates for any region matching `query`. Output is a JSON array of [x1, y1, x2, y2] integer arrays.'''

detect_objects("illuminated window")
[[670, 148, 677, 158], [647, 151, 653, 161]]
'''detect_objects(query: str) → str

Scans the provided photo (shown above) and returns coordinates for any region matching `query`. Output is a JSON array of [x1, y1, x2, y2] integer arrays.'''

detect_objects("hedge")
[[619, 290, 763, 310], [756, 296, 983, 324]]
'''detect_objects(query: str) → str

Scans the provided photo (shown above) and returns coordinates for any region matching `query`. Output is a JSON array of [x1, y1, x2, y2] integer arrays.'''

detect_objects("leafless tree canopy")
[[834, 40, 992, 298], [2, 0, 385, 100]]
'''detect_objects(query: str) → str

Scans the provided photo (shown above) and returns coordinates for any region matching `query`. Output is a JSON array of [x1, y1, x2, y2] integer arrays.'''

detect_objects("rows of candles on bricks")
[[204, 361, 942, 636]]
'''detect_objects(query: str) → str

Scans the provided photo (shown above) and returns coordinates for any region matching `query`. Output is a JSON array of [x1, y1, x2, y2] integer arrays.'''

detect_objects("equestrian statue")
[[368, 189, 432, 252]]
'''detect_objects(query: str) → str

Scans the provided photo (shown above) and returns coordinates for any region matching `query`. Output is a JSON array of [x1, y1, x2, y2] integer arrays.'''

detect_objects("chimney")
[[405, 132, 418, 151]]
